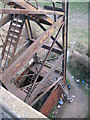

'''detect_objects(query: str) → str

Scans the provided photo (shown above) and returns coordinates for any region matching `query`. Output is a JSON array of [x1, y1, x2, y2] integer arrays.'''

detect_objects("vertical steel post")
[[62, 0, 68, 82]]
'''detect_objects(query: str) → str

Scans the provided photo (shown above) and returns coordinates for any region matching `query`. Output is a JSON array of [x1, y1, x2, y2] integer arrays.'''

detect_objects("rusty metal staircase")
[[24, 75, 72, 106], [1, 14, 25, 71], [24, 77, 60, 105], [22, 54, 71, 105], [59, 78, 71, 101]]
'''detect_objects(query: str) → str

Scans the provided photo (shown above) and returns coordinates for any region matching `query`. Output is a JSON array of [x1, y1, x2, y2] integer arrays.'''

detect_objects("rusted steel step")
[[13, 20, 23, 26], [10, 28, 20, 33], [7, 35, 17, 40], [9, 31, 19, 37], [7, 40, 16, 46], [11, 25, 21, 31], [21, 82, 40, 94]]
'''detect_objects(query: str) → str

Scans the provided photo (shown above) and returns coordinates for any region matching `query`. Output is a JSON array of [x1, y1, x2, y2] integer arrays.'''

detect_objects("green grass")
[[67, 58, 88, 94], [49, 106, 57, 119], [66, 78, 70, 85], [69, 2, 88, 13], [68, 2, 88, 52], [67, 58, 88, 83]]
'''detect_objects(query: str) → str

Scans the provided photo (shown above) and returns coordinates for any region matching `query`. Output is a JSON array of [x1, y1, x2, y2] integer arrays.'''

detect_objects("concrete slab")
[[0, 86, 48, 119]]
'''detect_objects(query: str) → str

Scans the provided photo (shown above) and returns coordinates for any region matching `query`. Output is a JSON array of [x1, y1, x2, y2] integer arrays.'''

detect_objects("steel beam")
[[31, 77, 62, 106], [25, 55, 63, 105], [44, 5, 63, 12], [35, 21, 63, 49], [25, 25, 64, 102], [62, 0, 68, 82], [0, 0, 54, 25], [0, 16, 64, 90], [25, 16, 33, 40], [30, 39, 62, 55], [40, 86, 63, 117], [0, 0, 68, 115], [0, 8, 64, 15]]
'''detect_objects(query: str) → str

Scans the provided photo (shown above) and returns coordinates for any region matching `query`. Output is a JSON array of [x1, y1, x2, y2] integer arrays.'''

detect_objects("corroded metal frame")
[[0, 0, 68, 116]]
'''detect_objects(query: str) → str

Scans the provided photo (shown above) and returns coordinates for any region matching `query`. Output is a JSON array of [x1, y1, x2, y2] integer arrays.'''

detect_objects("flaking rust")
[[0, 0, 68, 116]]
